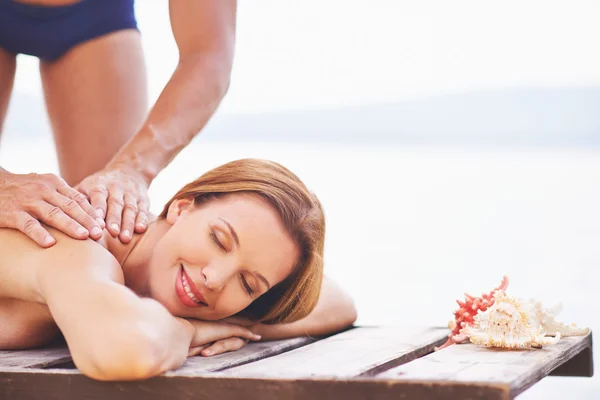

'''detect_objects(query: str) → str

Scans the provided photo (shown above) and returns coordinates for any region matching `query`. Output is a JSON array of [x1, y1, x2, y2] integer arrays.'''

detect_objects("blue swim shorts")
[[0, 0, 138, 61]]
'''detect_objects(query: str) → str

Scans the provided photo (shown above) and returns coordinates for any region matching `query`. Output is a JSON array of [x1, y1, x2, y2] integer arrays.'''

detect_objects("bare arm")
[[167, 275, 357, 358], [35, 238, 194, 381], [252, 277, 357, 340], [213, 277, 356, 349], [77, 0, 237, 241], [196, 277, 356, 357], [106, 0, 236, 181]]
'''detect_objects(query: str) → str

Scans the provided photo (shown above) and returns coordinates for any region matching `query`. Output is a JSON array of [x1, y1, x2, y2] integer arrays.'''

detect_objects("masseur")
[[0, 0, 236, 247]]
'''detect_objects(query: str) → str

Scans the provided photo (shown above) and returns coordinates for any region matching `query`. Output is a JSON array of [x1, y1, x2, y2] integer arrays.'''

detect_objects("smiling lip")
[[175, 266, 208, 308]]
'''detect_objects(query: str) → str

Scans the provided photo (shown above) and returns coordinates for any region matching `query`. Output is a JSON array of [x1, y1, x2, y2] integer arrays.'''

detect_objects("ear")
[[165, 198, 195, 225]]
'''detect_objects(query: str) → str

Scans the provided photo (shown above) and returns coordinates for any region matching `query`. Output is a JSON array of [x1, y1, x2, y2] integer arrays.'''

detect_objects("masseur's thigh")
[[40, 30, 147, 186], [0, 47, 16, 137]]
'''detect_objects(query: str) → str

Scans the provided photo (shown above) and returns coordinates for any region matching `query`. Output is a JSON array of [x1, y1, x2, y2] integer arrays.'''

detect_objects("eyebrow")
[[254, 272, 271, 290], [219, 217, 240, 248], [218, 217, 271, 290]]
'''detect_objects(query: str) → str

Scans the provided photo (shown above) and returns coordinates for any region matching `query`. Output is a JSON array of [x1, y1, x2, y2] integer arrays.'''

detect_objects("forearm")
[[253, 278, 358, 340], [107, 53, 231, 183], [38, 250, 194, 380], [54, 285, 193, 380]]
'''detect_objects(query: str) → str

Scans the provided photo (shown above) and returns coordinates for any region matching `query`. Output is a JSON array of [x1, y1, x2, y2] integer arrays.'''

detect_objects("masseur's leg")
[[40, 30, 147, 186], [0, 47, 16, 138]]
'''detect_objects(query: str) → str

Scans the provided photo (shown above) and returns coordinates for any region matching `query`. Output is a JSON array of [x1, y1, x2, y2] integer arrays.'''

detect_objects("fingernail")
[[254, 335, 261, 340], [96, 209, 104, 218], [44, 236, 55, 246], [76, 227, 89, 236], [122, 229, 130, 239], [91, 227, 102, 237], [110, 223, 119, 233], [136, 222, 145, 230], [95, 218, 105, 228], [203, 350, 211, 355]]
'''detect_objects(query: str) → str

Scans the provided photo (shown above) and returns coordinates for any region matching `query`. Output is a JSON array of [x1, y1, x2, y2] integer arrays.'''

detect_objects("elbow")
[[343, 299, 358, 328], [334, 292, 358, 330], [322, 298, 358, 334], [180, 51, 232, 101], [75, 331, 177, 381], [217, 73, 231, 100]]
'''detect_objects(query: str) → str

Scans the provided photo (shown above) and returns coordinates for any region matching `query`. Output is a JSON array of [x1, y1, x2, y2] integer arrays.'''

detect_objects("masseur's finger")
[[87, 185, 109, 222], [34, 201, 90, 240], [134, 198, 149, 234], [49, 192, 103, 240], [14, 212, 55, 248], [201, 337, 248, 357], [105, 189, 125, 237], [119, 193, 138, 243], [56, 183, 104, 228]]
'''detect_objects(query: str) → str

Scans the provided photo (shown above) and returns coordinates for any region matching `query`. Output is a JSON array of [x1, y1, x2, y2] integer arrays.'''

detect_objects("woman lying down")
[[0, 159, 356, 381]]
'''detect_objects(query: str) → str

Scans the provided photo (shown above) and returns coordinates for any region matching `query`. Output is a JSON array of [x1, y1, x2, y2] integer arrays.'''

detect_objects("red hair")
[[159, 159, 324, 323]]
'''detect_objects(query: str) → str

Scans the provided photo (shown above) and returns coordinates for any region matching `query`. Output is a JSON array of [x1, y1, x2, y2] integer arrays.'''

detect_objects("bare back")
[[0, 226, 114, 349]]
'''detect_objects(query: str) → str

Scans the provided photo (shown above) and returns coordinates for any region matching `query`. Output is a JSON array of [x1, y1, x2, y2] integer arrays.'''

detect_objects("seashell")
[[436, 276, 509, 351], [523, 301, 590, 338], [463, 291, 589, 349]]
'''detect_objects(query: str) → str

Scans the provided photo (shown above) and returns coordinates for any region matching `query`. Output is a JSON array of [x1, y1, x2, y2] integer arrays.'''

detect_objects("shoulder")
[[0, 227, 123, 303]]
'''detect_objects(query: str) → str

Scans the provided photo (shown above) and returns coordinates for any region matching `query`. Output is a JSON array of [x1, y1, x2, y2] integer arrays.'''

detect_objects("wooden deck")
[[0, 326, 593, 400]]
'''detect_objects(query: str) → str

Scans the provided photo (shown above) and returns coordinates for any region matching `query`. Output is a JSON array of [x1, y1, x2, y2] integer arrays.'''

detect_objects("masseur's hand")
[[76, 166, 150, 244], [185, 319, 261, 357], [0, 169, 105, 247]]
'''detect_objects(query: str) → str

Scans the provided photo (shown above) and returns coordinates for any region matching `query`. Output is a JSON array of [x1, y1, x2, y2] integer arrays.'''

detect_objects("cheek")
[[146, 234, 184, 299], [154, 225, 203, 265]]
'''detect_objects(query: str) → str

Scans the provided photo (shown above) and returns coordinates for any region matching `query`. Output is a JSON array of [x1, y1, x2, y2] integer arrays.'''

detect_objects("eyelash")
[[209, 229, 253, 296], [241, 275, 254, 296], [209, 230, 226, 252]]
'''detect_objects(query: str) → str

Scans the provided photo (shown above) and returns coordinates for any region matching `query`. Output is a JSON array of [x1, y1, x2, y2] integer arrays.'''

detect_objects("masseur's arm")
[[36, 239, 194, 381], [77, 0, 236, 242]]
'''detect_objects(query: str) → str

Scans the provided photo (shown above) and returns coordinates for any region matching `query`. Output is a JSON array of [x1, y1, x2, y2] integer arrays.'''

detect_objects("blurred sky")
[[9, 0, 600, 115]]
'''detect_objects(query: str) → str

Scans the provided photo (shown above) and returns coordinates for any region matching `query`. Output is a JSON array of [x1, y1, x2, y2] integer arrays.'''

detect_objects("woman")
[[0, 159, 357, 381]]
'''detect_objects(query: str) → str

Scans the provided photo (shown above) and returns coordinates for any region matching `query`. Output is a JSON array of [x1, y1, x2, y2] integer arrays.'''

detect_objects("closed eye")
[[241, 274, 254, 296], [209, 230, 226, 252]]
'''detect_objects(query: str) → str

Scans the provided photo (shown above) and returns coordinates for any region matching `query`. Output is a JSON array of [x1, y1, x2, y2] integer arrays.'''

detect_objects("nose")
[[201, 260, 237, 292]]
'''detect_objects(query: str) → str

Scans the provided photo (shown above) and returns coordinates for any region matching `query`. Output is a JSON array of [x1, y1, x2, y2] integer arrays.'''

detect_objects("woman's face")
[[147, 194, 299, 320]]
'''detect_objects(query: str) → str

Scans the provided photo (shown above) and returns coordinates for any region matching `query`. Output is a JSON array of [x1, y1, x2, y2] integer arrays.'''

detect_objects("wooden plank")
[[549, 344, 593, 377], [222, 326, 448, 378], [169, 336, 316, 374], [379, 332, 593, 399], [0, 345, 71, 369], [1, 327, 589, 400], [0, 337, 314, 374], [0, 368, 509, 400]]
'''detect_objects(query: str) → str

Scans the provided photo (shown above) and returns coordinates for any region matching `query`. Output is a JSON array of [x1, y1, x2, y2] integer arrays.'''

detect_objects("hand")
[[185, 319, 261, 357], [76, 166, 150, 243], [0, 170, 105, 247]]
